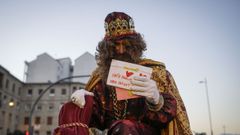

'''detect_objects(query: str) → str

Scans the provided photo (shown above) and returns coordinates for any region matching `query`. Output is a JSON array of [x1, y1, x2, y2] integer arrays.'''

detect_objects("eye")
[[125, 44, 131, 50]]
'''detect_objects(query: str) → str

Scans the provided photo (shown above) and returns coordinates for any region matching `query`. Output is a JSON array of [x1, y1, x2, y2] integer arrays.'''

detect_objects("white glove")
[[71, 89, 94, 108], [130, 76, 160, 105]]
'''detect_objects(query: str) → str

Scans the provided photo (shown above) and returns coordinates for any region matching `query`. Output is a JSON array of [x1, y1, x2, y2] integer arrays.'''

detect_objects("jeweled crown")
[[104, 12, 137, 40]]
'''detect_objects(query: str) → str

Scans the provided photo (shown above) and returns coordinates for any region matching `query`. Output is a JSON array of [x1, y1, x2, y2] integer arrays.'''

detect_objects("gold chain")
[[59, 122, 88, 128], [111, 87, 128, 120]]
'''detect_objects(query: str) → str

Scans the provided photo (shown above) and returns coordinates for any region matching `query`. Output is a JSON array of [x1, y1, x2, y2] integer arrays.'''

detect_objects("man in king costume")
[[55, 12, 192, 135]]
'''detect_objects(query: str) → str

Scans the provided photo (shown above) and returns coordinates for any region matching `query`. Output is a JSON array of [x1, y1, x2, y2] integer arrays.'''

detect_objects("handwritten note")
[[107, 59, 152, 100]]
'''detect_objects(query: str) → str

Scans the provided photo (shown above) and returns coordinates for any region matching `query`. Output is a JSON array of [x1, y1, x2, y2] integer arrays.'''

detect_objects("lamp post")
[[199, 78, 213, 135], [28, 75, 90, 135], [223, 125, 226, 135]]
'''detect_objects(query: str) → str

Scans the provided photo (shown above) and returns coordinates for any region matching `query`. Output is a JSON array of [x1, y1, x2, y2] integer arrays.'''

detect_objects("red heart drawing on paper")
[[126, 71, 134, 77]]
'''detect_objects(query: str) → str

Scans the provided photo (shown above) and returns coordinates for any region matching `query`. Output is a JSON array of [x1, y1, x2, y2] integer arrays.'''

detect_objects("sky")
[[0, 0, 240, 134]]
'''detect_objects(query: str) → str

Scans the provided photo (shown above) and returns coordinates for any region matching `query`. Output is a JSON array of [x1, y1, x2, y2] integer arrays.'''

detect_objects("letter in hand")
[[71, 89, 94, 108]]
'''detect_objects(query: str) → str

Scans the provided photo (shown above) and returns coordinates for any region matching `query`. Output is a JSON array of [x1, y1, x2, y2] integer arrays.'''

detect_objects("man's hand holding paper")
[[130, 76, 161, 105]]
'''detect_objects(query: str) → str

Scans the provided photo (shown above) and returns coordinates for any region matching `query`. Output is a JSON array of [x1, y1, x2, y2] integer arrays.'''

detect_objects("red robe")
[[53, 96, 93, 135]]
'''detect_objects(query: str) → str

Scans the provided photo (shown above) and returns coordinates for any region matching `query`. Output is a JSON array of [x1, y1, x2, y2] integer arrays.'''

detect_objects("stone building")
[[0, 65, 24, 135]]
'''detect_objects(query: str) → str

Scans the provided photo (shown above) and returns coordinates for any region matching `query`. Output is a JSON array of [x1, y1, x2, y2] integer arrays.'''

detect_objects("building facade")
[[0, 65, 24, 135], [19, 82, 85, 135], [0, 52, 97, 135]]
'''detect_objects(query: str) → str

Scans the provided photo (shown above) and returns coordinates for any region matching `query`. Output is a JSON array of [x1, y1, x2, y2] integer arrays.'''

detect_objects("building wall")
[[26, 53, 72, 83], [73, 52, 97, 84], [0, 65, 23, 135], [19, 82, 85, 135]]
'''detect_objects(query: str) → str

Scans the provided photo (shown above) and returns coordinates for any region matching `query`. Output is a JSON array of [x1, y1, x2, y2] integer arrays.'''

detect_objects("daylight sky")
[[0, 0, 240, 134]]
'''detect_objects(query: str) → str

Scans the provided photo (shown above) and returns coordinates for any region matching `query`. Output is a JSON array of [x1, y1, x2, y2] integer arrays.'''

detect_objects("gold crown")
[[104, 12, 137, 40]]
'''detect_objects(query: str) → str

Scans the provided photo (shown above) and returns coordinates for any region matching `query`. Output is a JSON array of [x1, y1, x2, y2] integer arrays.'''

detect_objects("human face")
[[112, 39, 136, 63], [114, 40, 130, 54]]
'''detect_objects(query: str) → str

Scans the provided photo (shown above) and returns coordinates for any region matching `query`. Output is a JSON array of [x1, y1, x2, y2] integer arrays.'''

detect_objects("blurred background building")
[[0, 52, 96, 135]]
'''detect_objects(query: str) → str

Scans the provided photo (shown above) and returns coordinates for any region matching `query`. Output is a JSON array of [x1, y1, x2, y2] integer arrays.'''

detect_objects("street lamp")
[[28, 75, 90, 135], [8, 99, 15, 107], [199, 78, 213, 135], [223, 125, 226, 135]]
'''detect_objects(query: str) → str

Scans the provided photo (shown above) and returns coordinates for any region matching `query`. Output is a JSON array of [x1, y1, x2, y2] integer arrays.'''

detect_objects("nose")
[[115, 44, 126, 54]]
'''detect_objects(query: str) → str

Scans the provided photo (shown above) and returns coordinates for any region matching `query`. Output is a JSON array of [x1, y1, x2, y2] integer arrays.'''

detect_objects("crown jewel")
[[104, 12, 137, 40]]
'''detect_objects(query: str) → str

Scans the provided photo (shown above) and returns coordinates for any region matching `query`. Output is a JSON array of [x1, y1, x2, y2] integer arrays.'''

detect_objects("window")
[[46, 131, 51, 135], [35, 116, 41, 124], [38, 89, 43, 95], [5, 79, 9, 89], [34, 131, 39, 135], [3, 95, 7, 105], [27, 89, 32, 96], [2, 111, 5, 116], [0, 111, 4, 122], [24, 117, 29, 125], [61, 89, 66, 95], [49, 89, 55, 96], [47, 116, 53, 125], [72, 87, 77, 93], [49, 104, 54, 111], [3, 95, 7, 100], [12, 83, 15, 93], [0, 72, 3, 88], [37, 105, 42, 111], [8, 113, 12, 121]]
